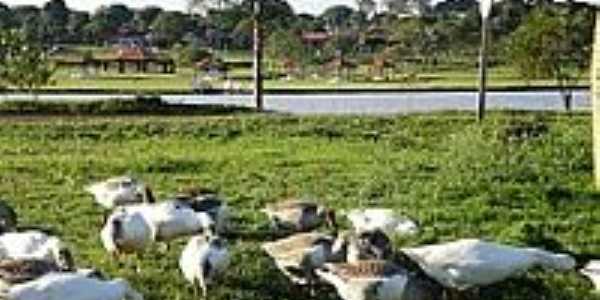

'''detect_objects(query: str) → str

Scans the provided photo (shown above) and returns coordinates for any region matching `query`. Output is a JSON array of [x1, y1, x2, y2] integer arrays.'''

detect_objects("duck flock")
[[0, 175, 598, 300]]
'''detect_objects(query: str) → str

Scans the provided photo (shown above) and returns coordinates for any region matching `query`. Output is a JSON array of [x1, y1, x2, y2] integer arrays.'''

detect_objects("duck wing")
[[0, 259, 59, 284]]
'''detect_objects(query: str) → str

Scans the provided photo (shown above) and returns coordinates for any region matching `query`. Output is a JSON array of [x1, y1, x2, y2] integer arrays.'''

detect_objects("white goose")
[[262, 232, 340, 289], [171, 188, 230, 234], [101, 202, 213, 255], [179, 234, 230, 298], [262, 230, 390, 291], [581, 260, 600, 291], [346, 209, 418, 236], [262, 199, 336, 232], [1, 272, 143, 300], [0, 231, 74, 271], [400, 239, 576, 291], [85, 176, 155, 209], [316, 260, 442, 300]]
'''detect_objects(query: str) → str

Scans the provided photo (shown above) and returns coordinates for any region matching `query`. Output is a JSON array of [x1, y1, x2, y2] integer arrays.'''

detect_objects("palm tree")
[[188, 0, 263, 110]]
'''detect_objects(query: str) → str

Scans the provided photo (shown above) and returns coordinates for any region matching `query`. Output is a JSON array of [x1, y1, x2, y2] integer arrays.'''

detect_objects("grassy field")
[[0, 112, 599, 300], [45, 66, 586, 91]]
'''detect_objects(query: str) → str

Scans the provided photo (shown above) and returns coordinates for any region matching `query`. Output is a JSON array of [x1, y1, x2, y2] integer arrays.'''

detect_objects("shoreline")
[[0, 85, 589, 96]]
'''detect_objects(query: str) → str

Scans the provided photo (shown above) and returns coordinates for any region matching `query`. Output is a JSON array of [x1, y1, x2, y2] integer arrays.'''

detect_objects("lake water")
[[1, 90, 590, 115]]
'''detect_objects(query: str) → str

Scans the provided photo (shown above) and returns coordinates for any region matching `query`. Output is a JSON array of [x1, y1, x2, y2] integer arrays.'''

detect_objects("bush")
[[0, 98, 255, 116]]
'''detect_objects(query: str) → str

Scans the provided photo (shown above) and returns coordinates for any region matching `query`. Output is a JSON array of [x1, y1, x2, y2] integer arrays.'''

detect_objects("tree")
[[134, 6, 163, 32], [0, 30, 55, 97], [0, 2, 15, 29], [356, 0, 377, 20], [150, 11, 188, 47], [508, 5, 593, 111], [240, 0, 295, 30], [265, 29, 308, 74], [189, 0, 265, 110], [41, 0, 70, 44], [389, 18, 446, 70], [383, 0, 432, 16], [67, 11, 91, 43], [321, 5, 355, 30], [12, 5, 42, 41]]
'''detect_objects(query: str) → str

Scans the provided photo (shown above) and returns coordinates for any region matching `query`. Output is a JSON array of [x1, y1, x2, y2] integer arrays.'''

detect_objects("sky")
[[1, 0, 357, 15]]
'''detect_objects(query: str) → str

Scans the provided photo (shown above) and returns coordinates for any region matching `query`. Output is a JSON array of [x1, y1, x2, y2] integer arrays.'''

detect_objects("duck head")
[[318, 207, 338, 231], [49, 238, 75, 271], [141, 186, 156, 204]]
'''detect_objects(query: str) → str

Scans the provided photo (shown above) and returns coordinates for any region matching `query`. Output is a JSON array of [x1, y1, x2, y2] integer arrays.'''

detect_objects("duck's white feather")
[[315, 261, 410, 300], [0, 231, 67, 266], [179, 235, 229, 296], [121, 202, 213, 241], [102, 203, 213, 253], [86, 177, 147, 209], [347, 209, 418, 236], [101, 211, 152, 254], [401, 239, 575, 290], [2, 272, 143, 300], [581, 260, 600, 291]]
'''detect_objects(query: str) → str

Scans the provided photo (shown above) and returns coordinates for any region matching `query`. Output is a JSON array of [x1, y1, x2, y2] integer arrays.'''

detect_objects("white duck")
[[171, 187, 230, 234], [316, 260, 442, 300], [0, 231, 74, 271], [262, 232, 339, 288], [346, 209, 418, 236], [581, 260, 600, 291], [179, 234, 230, 298], [1, 272, 143, 300], [400, 239, 576, 291], [262, 199, 336, 232], [101, 202, 213, 255], [85, 176, 155, 209]]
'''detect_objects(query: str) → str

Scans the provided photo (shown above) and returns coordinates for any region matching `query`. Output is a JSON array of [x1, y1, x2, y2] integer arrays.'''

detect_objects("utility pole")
[[253, 0, 263, 111], [478, 0, 492, 121]]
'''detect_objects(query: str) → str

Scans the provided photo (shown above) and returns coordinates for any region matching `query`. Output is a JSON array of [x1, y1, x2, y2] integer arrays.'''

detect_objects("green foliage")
[[150, 11, 189, 47], [265, 29, 308, 68], [0, 113, 598, 300], [41, 0, 69, 44], [173, 44, 213, 67], [0, 98, 254, 115], [0, 30, 56, 95], [508, 6, 591, 84]]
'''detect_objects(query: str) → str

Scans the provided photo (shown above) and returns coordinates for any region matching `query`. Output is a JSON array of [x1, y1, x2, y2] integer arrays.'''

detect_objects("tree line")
[[0, 0, 596, 100]]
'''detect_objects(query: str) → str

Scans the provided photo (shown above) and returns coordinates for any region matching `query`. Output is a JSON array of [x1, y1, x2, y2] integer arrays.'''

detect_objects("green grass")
[[0, 112, 598, 300], [44, 66, 588, 91], [0, 99, 255, 116]]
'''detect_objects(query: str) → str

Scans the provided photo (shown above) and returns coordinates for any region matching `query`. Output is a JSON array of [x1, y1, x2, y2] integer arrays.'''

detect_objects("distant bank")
[[0, 85, 589, 96]]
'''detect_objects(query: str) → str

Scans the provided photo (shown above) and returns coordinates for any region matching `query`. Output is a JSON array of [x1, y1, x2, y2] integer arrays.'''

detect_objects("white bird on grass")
[[316, 260, 442, 300], [346, 209, 418, 236], [171, 187, 230, 235], [581, 260, 600, 291], [262, 232, 340, 292], [179, 234, 230, 298], [0, 231, 74, 271], [261, 199, 337, 233], [400, 239, 576, 292], [1, 272, 143, 300], [85, 176, 155, 210], [101, 202, 214, 255]]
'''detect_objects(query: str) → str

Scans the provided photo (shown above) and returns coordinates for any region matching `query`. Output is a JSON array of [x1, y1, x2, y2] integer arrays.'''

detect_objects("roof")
[[117, 47, 149, 60], [302, 31, 331, 43]]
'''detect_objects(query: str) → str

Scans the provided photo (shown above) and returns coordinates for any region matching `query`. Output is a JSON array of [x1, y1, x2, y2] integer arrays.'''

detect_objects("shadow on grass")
[[0, 97, 258, 117]]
